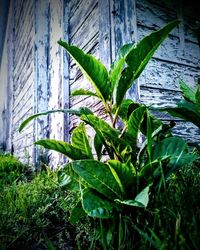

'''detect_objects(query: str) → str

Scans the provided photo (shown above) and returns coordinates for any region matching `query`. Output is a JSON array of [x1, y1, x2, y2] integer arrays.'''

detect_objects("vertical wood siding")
[[11, 0, 35, 161], [34, 0, 51, 166], [135, 0, 200, 142], [1, 0, 199, 164]]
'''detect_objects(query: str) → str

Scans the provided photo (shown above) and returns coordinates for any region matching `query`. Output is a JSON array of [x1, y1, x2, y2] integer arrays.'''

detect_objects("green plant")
[[0, 168, 92, 249], [161, 79, 200, 129], [0, 152, 32, 188], [19, 20, 197, 249]]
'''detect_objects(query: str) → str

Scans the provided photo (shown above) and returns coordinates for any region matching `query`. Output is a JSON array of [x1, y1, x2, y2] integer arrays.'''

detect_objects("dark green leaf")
[[126, 20, 180, 80], [71, 89, 99, 98], [19, 109, 69, 132], [153, 137, 197, 173], [115, 67, 134, 108], [94, 132, 103, 160], [82, 188, 114, 218], [81, 114, 130, 157], [162, 100, 200, 128], [115, 186, 150, 208], [112, 99, 140, 123], [179, 79, 196, 103], [125, 106, 146, 147], [19, 107, 93, 132], [110, 58, 125, 96], [70, 201, 86, 224], [195, 82, 200, 104], [118, 43, 134, 59], [71, 123, 93, 159], [35, 139, 88, 160], [58, 40, 110, 101], [70, 160, 123, 200], [109, 43, 134, 96], [146, 110, 153, 161], [107, 160, 136, 191]]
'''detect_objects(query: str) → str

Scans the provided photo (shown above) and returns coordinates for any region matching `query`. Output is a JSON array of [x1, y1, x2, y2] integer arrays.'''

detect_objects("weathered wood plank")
[[111, 0, 139, 101], [62, 0, 70, 144], [172, 122, 200, 143], [69, 0, 98, 39], [139, 59, 199, 91], [136, 0, 178, 35], [11, 0, 35, 159], [111, 0, 137, 55], [70, 8, 99, 50], [99, 0, 112, 67], [140, 86, 182, 108]]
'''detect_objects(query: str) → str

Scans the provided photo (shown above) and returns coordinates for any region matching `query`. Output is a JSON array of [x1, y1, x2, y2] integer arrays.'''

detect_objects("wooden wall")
[[11, 0, 35, 161], [68, 0, 200, 143], [1, 0, 199, 165]]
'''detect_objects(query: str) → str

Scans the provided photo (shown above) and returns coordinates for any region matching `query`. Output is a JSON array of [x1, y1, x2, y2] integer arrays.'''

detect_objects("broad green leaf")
[[110, 57, 125, 96], [115, 67, 134, 107], [35, 139, 88, 160], [19, 107, 93, 132], [81, 114, 130, 158], [108, 165, 125, 194], [94, 132, 103, 160], [70, 200, 86, 224], [162, 100, 200, 128], [109, 43, 134, 96], [146, 110, 153, 161], [179, 79, 196, 103], [117, 43, 134, 59], [71, 123, 93, 159], [125, 106, 146, 147], [81, 114, 119, 138], [126, 20, 180, 80], [140, 160, 161, 180], [71, 89, 99, 98], [115, 186, 150, 208], [107, 160, 136, 192], [70, 160, 123, 200], [195, 81, 200, 104], [140, 112, 163, 137], [58, 40, 110, 101], [112, 99, 140, 123], [19, 109, 69, 132], [82, 188, 114, 218], [153, 137, 197, 172], [114, 20, 179, 107]]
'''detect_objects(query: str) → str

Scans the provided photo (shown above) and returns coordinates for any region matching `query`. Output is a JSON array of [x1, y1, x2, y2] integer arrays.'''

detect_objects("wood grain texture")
[[2, 0, 200, 163], [11, 0, 35, 161]]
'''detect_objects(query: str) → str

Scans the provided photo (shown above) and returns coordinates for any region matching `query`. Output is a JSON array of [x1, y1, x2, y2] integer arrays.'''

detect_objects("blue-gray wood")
[[99, 0, 112, 68], [5, 1, 14, 151], [111, 0, 139, 101], [34, 0, 50, 165], [0, 0, 10, 64], [63, 0, 70, 144]]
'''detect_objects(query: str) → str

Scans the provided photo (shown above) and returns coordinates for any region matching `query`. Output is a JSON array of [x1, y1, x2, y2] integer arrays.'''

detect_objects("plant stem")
[[119, 125, 127, 138], [113, 107, 120, 128]]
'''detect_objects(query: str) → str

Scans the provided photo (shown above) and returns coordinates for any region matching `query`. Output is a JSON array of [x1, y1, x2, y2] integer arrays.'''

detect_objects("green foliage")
[[57, 40, 110, 103], [0, 168, 94, 249], [0, 153, 32, 187], [161, 79, 200, 129], [18, 20, 199, 249]]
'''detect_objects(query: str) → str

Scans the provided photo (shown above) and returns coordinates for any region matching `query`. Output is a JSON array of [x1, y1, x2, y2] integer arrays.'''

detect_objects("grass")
[[0, 153, 199, 249]]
